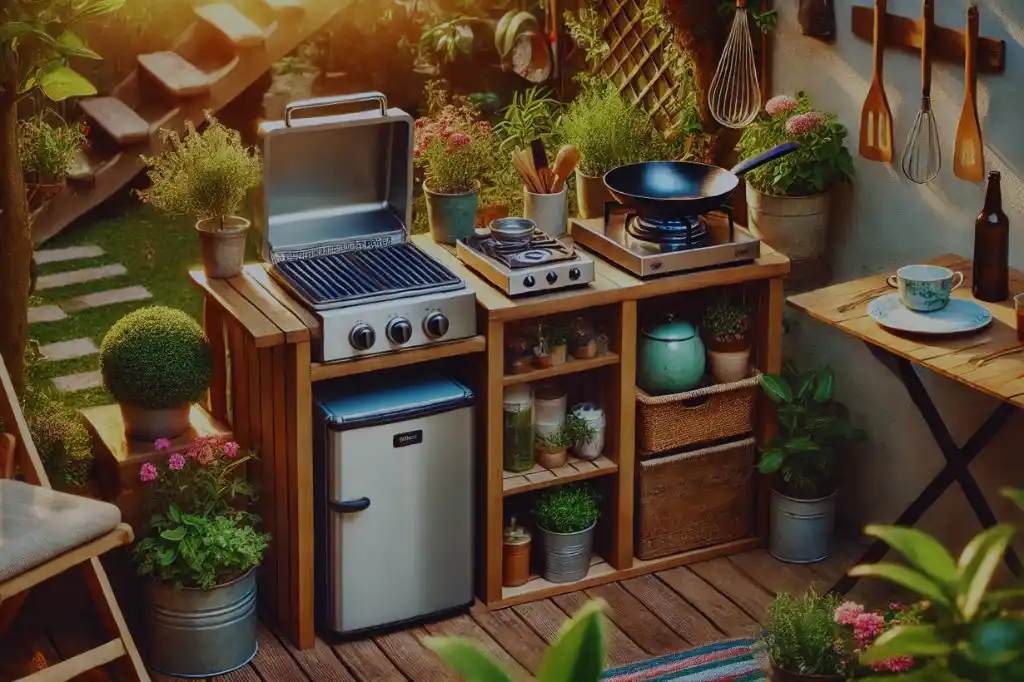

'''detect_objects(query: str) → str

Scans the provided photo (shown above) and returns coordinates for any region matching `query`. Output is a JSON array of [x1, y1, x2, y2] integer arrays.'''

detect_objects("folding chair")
[[0, 354, 149, 682]]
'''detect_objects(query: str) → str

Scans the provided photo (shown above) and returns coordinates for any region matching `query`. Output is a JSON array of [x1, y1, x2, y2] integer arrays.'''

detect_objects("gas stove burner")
[[513, 249, 555, 266], [463, 230, 578, 270], [455, 229, 596, 296], [626, 213, 710, 249]]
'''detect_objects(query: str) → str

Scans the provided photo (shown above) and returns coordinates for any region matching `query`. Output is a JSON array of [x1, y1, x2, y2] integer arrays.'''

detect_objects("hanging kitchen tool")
[[708, 0, 761, 129], [954, 4, 985, 183], [859, 0, 894, 163], [901, 0, 941, 184]]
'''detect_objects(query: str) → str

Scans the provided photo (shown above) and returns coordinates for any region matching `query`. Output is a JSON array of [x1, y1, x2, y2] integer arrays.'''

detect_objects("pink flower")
[[223, 441, 240, 458], [853, 611, 886, 648], [786, 111, 824, 135], [834, 601, 865, 626], [168, 453, 186, 471], [446, 132, 470, 152], [871, 655, 914, 673], [154, 438, 171, 451], [889, 602, 905, 612], [140, 462, 158, 482], [765, 95, 799, 116]]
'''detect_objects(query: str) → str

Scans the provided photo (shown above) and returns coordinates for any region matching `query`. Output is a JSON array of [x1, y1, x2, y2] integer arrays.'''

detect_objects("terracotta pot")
[[770, 662, 843, 682], [536, 446, 568, 469], [535, 345, 567, 369], [120, 403, 191, 441], [575, 170, 614, 219], [197, 217, 249, 279]]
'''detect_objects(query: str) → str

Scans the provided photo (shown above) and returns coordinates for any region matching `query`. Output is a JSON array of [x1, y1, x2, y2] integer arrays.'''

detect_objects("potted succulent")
[[568, 404, 603, 460], [702, 294, 752, 384], [534, 426, 569, 469], [569, 316, 598, 359], [100, 306, 213, 440], [534, 324, 568, 369], [759, 590, 846, 681], [414, 100, 495, 244], [759, 364, 864, 563], [138, 114, 262, 279], [18, 113, 87, 210], [533, 483, 600, 583], [134, 436, 270, 677], [737, 92, 854, 267]]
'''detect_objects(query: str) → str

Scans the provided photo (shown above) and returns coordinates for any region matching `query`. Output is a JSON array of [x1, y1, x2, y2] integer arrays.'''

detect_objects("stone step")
[[138, 52, 211, 97], [34, 244, 105, 265], [35, 264, 127, 291], [62, 285, 152, 313], [52, 370, 103, 393], [39, 338, 99, 362], [67, 150, 95, 184], [262, 0, 305, 15], [28, 305, 68, 324], [195, 4, 265, 47], [79, 97, 150, 145]]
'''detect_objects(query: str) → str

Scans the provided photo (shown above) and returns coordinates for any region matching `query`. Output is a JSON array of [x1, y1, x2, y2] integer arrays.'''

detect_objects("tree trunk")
[[0, 67, 32, 396]]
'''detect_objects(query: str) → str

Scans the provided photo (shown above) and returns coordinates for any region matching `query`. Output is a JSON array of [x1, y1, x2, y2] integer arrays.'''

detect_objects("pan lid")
[[255, 93, 414, 262]]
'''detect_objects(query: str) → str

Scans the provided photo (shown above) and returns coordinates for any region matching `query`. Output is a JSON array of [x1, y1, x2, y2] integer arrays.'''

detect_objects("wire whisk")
[[901, 0, 941, 184], [709, 0, 761, 130]]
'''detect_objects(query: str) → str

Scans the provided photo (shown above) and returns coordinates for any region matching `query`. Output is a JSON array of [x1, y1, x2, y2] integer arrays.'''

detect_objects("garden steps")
[[137, 52, 211, 97], [52, 370, 103, 393], [261, 0, 306, 16], [38, 338, 99, 362], [67, 151, 95, 184], [34, 263, 127, 291], [78, 97, 151, 145], [27, 305, 68, 325], [33, 244, 105, 265], [195, 4, 266, 47]]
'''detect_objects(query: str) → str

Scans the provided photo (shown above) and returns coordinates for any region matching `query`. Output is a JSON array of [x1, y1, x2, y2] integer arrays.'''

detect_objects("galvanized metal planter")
[[144, 569, 258, 678], [769, 489, 836, 564], [537, 521, 596, 583]]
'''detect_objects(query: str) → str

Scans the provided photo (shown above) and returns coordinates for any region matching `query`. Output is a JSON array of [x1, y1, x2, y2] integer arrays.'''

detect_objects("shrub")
[[534, 483, 600, 534], [19, 113, 87, 185], [24, 391, 93, 488], [100, 306, 212, 410], [760, 590, 845, 675]]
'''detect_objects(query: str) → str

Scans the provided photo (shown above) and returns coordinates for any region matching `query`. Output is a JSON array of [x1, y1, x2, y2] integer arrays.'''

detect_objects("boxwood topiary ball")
[[100, 306, 213, 410]]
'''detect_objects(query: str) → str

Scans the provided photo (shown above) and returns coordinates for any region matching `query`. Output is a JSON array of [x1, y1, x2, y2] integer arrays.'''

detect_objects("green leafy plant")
[[760, 589, 846, 676], [137, 114, 262, 229], [759, 363, 865, 499], [24, 390, 93, 488], [415, 98, 495, 194], [534, 324, 568, 356], [563, 5, 609, 71], [536, 427, 569, 452], [494, 86, 561, 153], [737, 92, 854, 197], [426, 598, 607, 682], [702, 294, 751, 347], [419, 15, 476, 64], [100, 306, 213, 410], [566, 412, 597, 449], [535, 483, 600, 534], [18, 113, 86, 185], [561, 85, 664, 177], [854, 489, 1024, 682]]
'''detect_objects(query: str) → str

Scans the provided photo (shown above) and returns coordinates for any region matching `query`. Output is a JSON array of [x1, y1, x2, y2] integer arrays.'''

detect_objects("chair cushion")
[[0, 480, 122, 583]]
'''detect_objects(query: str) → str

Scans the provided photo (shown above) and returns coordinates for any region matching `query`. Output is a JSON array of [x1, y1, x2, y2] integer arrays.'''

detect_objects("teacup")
[[886, 264, 964, 312]]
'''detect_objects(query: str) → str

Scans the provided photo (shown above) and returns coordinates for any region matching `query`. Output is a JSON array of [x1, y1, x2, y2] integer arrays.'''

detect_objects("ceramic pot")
[[197, 217, 249, 279], [535, 344, 567, 368], [707, 340, 750, 384], [770, 488, 837, 564], [538, 520, 596, 583], [536, 445, 568, 469], [120, 403, 191, 441], [425, 180, 480, 244], [769, 662, 844, 682], [524, 185, 568, 238], [637, 315, 706, 395], [571, 403, 605, 460], [746, 186, 831, 265], [576, 170, 614, 219]]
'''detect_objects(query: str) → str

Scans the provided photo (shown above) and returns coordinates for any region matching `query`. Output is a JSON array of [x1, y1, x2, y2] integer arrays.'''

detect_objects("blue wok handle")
[[729, 142, 800, 177]]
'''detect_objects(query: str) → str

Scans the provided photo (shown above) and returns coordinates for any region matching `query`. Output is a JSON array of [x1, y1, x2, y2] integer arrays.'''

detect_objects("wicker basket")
[[636, 372, 759, 457], [636, 437, 756, 560]]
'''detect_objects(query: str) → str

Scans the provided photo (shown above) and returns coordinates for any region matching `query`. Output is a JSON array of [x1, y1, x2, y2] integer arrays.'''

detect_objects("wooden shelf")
[[499, 555, 617, 605], [310, 335, 486, 382], [502, 455, 617, 496], [502, 353, 619, 386]]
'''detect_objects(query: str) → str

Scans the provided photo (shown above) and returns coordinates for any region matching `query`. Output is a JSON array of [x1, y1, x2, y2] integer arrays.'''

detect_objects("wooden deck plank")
[[425, 614, 531, 680], [619, 574, 724, 646], [689, 557, 773, 621], [550, 592, 648, 667], [728, 550, 821, 596], [332, 639, 405, 682], [374, 628, 457, 682], [469, 603, 548, 675], [654, 568, 758, 639], [265, 620, 357, 682], [219, 665, 263, 682], [251, 624, 310, 681], [582, 582, 688, 655], [138, 52, 210, 97]]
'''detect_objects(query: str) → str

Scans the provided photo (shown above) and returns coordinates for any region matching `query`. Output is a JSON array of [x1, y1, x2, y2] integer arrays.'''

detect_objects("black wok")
[[603, 142, 800, 217]]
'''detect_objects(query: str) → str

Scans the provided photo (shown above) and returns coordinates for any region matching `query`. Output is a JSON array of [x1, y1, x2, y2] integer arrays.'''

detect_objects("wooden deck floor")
[[2, 539, 901, 682]]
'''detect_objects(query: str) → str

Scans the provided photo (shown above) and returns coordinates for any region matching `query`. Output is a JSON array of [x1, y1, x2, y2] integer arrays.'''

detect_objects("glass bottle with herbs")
[[502, 385, 535, 472]]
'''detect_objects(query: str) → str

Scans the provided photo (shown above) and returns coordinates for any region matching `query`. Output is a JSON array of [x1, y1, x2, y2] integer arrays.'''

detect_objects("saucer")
[[868, 293, 992, 336]]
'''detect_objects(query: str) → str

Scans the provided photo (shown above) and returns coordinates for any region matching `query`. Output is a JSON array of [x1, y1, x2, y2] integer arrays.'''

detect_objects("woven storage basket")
[[636, 437, 756, 560], [637, 371, 759, 457]]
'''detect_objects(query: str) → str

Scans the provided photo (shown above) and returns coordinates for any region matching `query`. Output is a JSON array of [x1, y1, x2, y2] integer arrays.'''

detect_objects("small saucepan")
[[489, 217, 537, 243]]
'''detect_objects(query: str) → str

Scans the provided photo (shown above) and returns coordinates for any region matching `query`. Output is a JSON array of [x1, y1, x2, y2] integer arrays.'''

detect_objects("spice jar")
[[503, 384, 535, 472], [503, 517, 532, 587]]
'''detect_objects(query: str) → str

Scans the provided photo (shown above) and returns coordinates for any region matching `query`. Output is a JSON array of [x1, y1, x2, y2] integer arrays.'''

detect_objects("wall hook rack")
[[850, 4, 1005, 74]]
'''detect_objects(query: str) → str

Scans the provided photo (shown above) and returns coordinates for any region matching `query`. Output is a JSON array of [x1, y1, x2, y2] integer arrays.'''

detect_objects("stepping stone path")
[[34, 244, 105, 265], [27, 305, 68, 324], [35, 263, 127, 291], [52, 370, 103, 393], [62, 285, 152, 313], [39, 338, 99, 362]]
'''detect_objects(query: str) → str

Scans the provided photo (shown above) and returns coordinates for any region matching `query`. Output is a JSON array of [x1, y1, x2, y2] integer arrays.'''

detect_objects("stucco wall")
[[770, 0, 1024, 557]]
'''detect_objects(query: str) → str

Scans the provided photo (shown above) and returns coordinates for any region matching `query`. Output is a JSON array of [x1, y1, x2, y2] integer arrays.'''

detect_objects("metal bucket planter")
[[197, 217, 249, 279], [746, 186, 831, 265], [770, 662, 843, 682], [537, 521, 596, 583], [424, 181, 480, 245], [144, 569, 258, 678], [769, 489, 836, 564], [120, 402, 191, 441]]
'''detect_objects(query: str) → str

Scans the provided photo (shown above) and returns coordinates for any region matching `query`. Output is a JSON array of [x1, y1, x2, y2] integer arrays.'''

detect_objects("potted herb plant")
[[535, 426, 569, 469], [736, 92, 854, 267], [569, 316, 598, 359], [702, 294, 751, 384], [138, 115, 262, 279], [135, 436, 270, 677], [415, 100, 495, 244], [534, 483, 600, 583], [100, 306, 213, 440], [760, 590, 846, 681], [18, 113, 86, 210], [534, 324, 568, 368], [568, 404, 603, 461], [759, 363, 864, 563]]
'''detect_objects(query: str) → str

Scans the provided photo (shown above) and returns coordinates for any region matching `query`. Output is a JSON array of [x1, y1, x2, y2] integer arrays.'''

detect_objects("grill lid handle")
[[284, 92, 388, 127]]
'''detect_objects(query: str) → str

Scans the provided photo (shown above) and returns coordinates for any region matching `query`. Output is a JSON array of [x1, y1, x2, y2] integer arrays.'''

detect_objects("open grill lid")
[[256, 93, 414, 263]]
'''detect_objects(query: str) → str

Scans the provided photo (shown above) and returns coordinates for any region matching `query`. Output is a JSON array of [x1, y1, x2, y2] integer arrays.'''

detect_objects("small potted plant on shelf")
[[534, 426, 569, 469], [569, 316, 598, 359], [759, 363, 864, 563], [759, 590, 846, 681], [533, 323, 568, 368], [137, 114, 262, 279], [534, 483, 600, 583], [702, 294, 751, 384], [100, 306, 213, 441], [568, 404, 603, 460], [18, 113, 87, 210]]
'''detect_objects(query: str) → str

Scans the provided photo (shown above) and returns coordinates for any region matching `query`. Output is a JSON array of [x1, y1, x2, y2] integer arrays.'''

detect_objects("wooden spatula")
[[954, 4, 985, 183], [859, 0, 894, 162]]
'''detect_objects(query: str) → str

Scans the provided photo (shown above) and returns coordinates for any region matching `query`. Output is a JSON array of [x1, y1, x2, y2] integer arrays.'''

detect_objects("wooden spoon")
[[953, 3, 985, 183], [858, 0, 894, 162], [549, 145, 581, 192]]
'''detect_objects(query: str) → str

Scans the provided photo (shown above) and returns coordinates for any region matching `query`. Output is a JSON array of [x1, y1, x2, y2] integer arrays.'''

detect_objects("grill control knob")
[[523, 275, 536, 288], [546, 271, 558, 285], [387, 317, 413, 345], [423, 312, 450, 339], [349, 323, 376, 351], [569, 267, 582, 281]]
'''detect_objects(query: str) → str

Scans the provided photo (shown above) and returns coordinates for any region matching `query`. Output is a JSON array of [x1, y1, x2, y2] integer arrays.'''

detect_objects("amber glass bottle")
[[972, 171, 1009, 302]]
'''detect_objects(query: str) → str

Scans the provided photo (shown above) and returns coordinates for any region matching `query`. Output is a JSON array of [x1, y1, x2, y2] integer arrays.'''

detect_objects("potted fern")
[[138, 115, 262, 279]]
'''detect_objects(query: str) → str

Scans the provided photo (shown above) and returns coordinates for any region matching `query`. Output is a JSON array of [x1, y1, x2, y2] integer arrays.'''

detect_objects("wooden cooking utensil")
[[859, 0, 894, 162], [513, 148, 545, 193], [954, 3, 985, 183], [529, 139, 553, 191], [549, 145, 581, 192]]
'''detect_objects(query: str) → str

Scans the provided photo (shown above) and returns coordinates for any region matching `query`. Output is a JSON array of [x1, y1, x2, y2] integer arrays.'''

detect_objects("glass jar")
[[503, 384, 535, 472]]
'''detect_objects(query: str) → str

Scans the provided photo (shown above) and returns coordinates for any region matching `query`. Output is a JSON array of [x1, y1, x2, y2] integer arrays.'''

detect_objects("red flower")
[[79, 122, 90, 136], [447, 132, 470, 152]]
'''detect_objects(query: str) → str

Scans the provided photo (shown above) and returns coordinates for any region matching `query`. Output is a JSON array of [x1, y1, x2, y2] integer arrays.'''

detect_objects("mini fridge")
[[314, 374, 475, 636]]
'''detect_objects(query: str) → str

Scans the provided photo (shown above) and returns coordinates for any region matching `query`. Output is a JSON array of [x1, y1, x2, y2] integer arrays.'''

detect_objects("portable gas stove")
[[569, 203, 760, 279], [455, 226, 595, 297], [257, 93, 476, 363]]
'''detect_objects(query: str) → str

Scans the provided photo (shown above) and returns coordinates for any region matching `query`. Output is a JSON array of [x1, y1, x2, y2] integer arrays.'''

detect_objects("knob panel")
[[569, 267, 581, 281], [423, 312, 450, 339], [523, 275, 536, 288], [349, 323, 376, 351], [546, 271, 558, 284], [387, 317, 413, 345]]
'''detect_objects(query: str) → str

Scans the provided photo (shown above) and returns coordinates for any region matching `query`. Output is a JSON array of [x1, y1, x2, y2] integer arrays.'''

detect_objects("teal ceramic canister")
[[637, 314, 706, 395]]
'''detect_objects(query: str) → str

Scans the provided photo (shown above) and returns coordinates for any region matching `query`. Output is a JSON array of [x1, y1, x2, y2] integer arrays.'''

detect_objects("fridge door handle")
[[330, 497, 371, 513]]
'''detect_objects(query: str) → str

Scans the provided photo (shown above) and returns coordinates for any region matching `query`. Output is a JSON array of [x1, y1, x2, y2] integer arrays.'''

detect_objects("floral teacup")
[[887, 265, 964, 312]]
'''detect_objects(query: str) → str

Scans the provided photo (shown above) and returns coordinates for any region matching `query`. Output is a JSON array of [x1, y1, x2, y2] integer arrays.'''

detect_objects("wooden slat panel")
[[551, 590, 648, 666], [583, 582, 688, 654], [271, 344, 292, 637], [374, 628, 457, 682], [425, 614, 530, 681], [620, 574, 725, 645], [256, 345, 278, 610], [654, 568, 757, 638], [204, 300, 229, 423], [468, 603, 547, 675], [191, 271, 283, 347], [228, 272, 309, 343], [333, 639, 405, 682], [689, 557, 773, 621], [286, 341, 315, 649], [227, 323, 252, 448]]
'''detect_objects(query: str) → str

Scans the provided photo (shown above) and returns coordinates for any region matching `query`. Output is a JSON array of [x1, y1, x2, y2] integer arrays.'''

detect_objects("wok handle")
[[285, 92, 388, 127], [729, 142, 801, 177]]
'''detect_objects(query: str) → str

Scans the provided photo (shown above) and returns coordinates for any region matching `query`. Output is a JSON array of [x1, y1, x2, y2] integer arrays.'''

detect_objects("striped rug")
[[602, 639, 766, 682]]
